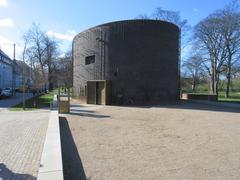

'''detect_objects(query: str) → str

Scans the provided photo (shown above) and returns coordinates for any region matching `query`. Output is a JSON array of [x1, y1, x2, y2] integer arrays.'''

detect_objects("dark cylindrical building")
[[73, 19, 180, 105]]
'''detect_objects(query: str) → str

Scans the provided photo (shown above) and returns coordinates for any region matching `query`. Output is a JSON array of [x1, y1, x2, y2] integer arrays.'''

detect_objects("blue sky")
[[0, 0, 236, 58]]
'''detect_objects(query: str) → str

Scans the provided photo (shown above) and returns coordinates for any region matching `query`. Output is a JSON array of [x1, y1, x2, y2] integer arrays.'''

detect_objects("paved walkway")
[[0, 93, 33, 111], [0, 110, 50, 180]]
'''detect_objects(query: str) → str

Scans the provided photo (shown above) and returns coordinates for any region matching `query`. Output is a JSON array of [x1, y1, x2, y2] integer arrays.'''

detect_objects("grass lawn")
[[10, 89, 57, 111], [218, 91, 240, 103]]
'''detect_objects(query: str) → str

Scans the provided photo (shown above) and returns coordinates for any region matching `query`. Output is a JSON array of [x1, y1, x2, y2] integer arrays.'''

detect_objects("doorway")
[[87, 80, 111, 105]]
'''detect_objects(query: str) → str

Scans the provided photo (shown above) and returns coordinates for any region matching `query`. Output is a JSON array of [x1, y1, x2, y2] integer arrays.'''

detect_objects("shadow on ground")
[[70, 108, 96, 113], [69, 111, 110, 118], [69, 107, 110, 118], [164, 101, 240, 113], [59, 117, 87, 180], [0, 163, 35, 180], [118, 101, 240, 114], [70, 104, 84, 108]]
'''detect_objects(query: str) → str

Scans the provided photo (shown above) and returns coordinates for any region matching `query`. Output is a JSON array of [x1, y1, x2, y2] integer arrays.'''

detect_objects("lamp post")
[[22, 59, 26, 110], [22, 43, 28, 110], [12, 44, 16, 97]]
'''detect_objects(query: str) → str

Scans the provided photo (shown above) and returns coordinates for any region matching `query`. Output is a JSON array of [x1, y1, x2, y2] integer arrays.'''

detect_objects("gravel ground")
[[61, 101, 240, 180]]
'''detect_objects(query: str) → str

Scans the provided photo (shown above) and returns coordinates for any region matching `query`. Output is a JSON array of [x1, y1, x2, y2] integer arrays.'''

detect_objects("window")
[[84, 85, 87, 96], [85, 55, 95, 65]]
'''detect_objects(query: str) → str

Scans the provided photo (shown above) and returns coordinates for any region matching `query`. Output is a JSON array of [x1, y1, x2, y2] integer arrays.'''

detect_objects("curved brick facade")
[[73, 20, 180, 105]]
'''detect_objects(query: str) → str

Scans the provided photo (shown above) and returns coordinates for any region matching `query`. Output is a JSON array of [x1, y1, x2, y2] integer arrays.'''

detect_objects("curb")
[[37, 95, 64, 180], [186, 99, 240, 109]]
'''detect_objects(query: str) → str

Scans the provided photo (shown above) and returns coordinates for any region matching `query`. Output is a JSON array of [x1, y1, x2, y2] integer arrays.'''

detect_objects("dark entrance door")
[[87, 81, 96, 104], [87, 81, 109, 105]]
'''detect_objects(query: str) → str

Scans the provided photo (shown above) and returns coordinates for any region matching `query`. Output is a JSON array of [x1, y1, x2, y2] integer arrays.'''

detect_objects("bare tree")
[[135, 13, 150, 19], [182, 55, 204, 92], [194, 1, 240, 96], [194, 13, 227, 95], [24, 23, 48, 91], [55, 51, 73, 88], [43, 35, 59, 90], [136, 7, 190, 47], [220, 2, 240, 97], [152, 7, 189, 36], [25, 23, 46, 79], [23, 23, 60, 91], [137, 7, 189, 32]]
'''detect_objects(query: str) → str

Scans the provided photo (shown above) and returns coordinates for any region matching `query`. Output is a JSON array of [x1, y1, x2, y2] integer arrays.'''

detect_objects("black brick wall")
[[73, 20, 180, 105]]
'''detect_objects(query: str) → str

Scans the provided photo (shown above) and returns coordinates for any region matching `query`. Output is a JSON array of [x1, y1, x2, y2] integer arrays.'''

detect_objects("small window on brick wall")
[[85, 55, 95, 65]]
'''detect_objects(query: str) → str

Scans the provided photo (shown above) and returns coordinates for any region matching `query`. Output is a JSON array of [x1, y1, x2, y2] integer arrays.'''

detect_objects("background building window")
[[85, 55, 95, 65]]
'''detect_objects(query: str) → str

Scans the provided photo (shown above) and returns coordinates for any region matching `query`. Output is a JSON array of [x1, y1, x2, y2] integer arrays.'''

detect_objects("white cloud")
[[0, 18, 14, 27], [59, 53, 66, 58], [193, 8, 199, 12], [0, 36, 14, 58], [0, 0, 7, 7], [46, 30, 76, 41], [181, 44, 192, 60], [0, 36, 22, 59]]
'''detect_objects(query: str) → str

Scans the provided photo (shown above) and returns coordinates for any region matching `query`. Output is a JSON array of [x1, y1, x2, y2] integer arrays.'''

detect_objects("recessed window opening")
[[85, 55, 95, 65]]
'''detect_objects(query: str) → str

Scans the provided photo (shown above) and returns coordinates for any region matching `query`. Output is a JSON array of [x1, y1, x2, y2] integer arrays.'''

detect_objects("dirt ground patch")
[[60, 102, 240, 180]]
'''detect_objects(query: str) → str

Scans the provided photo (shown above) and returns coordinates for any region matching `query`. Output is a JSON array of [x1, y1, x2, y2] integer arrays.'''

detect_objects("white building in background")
[[0, 49, 13, 90], [0, 49, 31, 91], [15, 60, 32, 89]]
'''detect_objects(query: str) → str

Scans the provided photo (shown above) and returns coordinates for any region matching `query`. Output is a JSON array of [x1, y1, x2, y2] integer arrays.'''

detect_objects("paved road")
[[0, 93, 33, 110], [0, 110, 50, 180]]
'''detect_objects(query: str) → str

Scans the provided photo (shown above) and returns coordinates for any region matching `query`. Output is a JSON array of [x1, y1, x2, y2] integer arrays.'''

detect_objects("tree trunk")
[[48, 69, 53, 91], [48, 80, 53, 91], [210, 54, 216, 94], [225, 74, 231, 98], [210, 67, 216, 94], [215, 77, 219, 96], [211, 74, 215, 94], [225, 62, 232, 98], [225, 51, 232, 98], [192, 78, 196, 93]]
